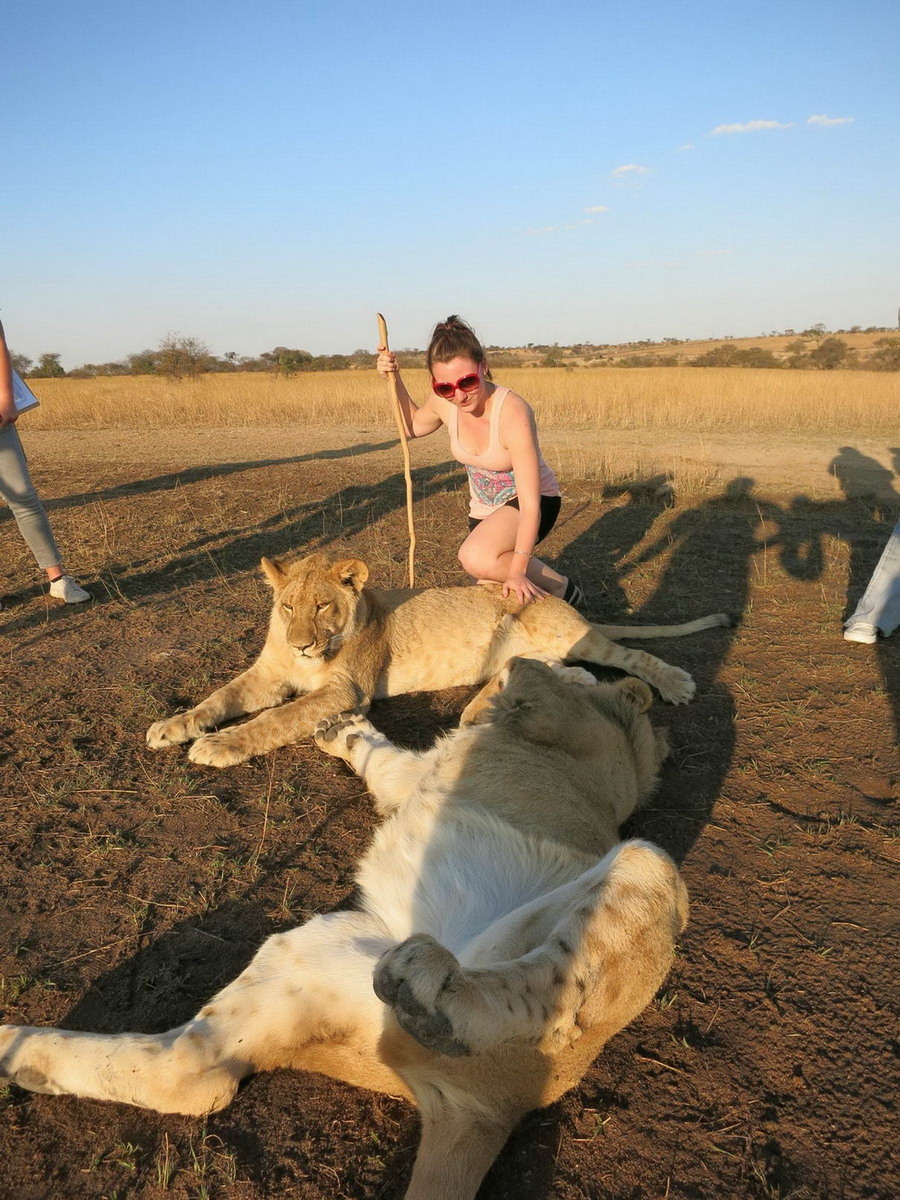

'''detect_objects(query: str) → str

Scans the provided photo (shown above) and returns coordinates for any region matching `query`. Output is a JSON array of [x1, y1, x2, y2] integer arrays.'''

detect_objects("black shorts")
[[467, 494, 562, 544]]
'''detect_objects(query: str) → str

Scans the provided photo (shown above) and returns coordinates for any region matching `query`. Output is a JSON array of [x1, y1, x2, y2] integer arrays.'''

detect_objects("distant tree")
[[311, 354, 352, 371], [869, 338, 900, 371], [259, 346, 313, 376], [690, 344, 740, 366], [30, 352, 66, 378], [157, 333, 211, 380], [10, 351, 32, 375], [736, 347, 779, 368], [126, 350, 159, 375], [619, 354, 679, 367], [808, 337, 849, 370], [783, 340, 810, 368], [691, 344, 779, 369]]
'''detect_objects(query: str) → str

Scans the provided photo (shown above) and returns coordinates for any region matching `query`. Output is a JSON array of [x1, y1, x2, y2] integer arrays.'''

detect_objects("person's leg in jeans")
[[844, 517, 900, 642], [0, 424, 90, 602]]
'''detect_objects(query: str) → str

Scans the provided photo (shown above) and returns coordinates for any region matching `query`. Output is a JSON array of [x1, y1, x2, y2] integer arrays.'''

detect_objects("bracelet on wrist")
[[512, 550, 533, 559]]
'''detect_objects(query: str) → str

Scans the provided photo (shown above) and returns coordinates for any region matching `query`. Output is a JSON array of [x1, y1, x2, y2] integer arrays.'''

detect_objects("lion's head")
[[260, 553, 369, 660]]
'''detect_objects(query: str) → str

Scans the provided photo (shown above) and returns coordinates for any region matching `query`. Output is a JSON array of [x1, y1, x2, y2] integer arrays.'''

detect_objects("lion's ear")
[[261, 556, 288, 588], [333, 558, 369, 592], [616, 678, 653, 713]]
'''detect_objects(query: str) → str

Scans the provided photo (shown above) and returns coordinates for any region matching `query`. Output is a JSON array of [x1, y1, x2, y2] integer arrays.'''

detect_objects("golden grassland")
[[23, 366, 900, 436]]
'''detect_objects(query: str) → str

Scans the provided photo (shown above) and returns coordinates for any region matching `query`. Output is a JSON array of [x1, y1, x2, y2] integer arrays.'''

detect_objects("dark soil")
[[1, 429, 897, 1200]]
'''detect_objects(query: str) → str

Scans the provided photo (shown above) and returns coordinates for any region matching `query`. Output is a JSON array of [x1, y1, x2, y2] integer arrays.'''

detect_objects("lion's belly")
[[358, 805, 583, 955], [373, 626, 532, 697]]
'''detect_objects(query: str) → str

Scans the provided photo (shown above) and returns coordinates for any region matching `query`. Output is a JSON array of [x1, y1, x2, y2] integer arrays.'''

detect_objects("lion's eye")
[[282, 603, 294, 614], [316, 601, 330, 611]]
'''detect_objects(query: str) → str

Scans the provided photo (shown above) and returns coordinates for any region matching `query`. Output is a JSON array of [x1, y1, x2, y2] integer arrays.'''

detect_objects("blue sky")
[[4, 0, 898, 366]]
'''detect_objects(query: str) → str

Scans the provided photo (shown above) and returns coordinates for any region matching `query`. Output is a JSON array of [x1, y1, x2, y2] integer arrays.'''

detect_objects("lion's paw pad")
[[314, 711, 369, 756], [374, 936, 470, 1058], [658, 668, 696, 705]]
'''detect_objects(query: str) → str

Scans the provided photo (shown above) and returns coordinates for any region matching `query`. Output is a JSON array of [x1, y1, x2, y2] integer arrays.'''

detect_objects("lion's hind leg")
[[0, 912, 395, 1114], [374, 840, 687, 1058], [518, 599, 699, 704]]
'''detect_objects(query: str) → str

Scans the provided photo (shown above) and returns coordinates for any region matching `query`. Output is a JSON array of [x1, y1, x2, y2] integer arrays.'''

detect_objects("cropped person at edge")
[[0, 317, 91, 606]]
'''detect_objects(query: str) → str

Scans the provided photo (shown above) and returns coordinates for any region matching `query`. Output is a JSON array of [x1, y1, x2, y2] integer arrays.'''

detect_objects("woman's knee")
[[458, 542, 495, 579]]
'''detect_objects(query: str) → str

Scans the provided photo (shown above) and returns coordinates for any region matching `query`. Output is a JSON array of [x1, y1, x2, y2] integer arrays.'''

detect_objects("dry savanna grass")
[[26, 366, 900, 437]]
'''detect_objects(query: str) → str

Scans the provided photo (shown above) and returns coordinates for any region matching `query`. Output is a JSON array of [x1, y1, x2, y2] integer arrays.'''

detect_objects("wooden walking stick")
[[377, 313, 417, 586]]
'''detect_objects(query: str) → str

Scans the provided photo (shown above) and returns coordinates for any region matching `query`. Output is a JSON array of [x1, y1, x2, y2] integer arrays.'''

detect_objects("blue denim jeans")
[[0, 423, 62, 570], [846, 517, 900, 636]]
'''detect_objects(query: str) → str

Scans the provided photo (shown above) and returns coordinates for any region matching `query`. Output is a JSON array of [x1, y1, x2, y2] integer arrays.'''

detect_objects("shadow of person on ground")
[[19, 441, 400, 515], [1, 461, 466, 634], [614, 477, 777, 862], [553, 475, 674, 621], [556, 476, 772, 865], [777, 446, 900, 744], [778, 446, 900, 603], [0, 440, 402, 622]]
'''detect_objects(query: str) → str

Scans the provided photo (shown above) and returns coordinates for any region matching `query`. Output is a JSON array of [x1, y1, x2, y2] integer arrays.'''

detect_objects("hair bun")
[[426, 315, 488, 373]]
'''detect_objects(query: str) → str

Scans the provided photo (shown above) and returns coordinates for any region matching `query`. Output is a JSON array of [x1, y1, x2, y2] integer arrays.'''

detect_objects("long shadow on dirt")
[[776, 444, 900, 744], [21, 441, 400, 514], [1, 460, 466, 635]]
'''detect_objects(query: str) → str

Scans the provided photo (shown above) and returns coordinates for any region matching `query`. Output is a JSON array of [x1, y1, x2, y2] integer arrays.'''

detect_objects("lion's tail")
[[591, 611, 730, 641]]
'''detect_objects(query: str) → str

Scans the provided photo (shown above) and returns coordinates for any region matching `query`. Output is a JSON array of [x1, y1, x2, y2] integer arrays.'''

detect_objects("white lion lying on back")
[[1, 657, 688, 1200]]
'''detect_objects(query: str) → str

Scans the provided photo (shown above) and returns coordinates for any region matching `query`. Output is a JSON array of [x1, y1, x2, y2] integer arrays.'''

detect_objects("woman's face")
[[430, 356, 490, 414]]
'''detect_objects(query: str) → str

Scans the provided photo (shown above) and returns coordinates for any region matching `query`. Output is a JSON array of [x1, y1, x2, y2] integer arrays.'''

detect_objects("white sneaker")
[[843, 622, 877, 644], [49, 575, 92, 604]]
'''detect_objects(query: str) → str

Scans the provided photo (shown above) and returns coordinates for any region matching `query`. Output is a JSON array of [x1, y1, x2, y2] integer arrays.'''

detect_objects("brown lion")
[[146, 552, 728, 767]]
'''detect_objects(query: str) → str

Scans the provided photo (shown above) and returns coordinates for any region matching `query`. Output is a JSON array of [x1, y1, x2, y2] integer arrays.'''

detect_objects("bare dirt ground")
[[1, 425, 898, 1200]]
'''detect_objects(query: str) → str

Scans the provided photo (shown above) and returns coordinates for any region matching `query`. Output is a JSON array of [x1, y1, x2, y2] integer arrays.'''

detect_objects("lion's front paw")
[[656, 667, 696, 705], [188, 731, 255, 768], [314, 710, 371, 761], [147, 712, 210, 749], [374, 935, 470, 1057]]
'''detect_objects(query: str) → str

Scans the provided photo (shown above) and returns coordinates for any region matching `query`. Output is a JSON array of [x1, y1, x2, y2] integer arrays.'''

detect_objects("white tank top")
[[447, 387, 560, 518]]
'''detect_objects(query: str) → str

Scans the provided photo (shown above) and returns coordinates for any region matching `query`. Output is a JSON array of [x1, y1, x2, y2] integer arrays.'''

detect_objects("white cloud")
[[807, 113, 854, 126], [612, 164, 649, 177], [583, 205, 610, 214], [678, 143, 696, 151], [709, 119, 793, 135]]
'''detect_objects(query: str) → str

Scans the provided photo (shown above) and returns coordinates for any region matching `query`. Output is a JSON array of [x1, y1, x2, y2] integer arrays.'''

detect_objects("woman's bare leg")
[[457, 506, 568, 597]]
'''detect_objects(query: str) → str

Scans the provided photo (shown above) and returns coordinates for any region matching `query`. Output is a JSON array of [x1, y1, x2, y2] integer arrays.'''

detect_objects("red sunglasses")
[[431, 370, 481, 399]]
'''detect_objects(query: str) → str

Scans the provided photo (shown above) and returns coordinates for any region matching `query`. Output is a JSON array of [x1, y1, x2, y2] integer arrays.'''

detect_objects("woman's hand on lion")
[[502, 570, 547, 606]]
